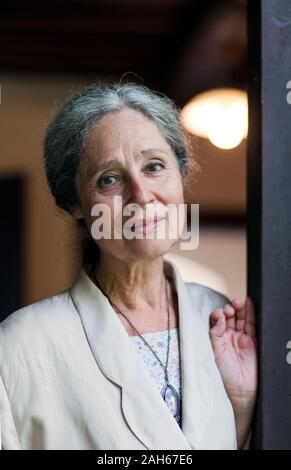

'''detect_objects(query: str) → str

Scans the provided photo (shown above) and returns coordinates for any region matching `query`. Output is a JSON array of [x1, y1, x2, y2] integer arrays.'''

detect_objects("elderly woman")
[[0, 82, 257, 450]]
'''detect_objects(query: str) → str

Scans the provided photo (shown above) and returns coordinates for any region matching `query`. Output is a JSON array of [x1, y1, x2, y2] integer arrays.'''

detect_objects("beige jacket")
[[0, 258, 237, 450]]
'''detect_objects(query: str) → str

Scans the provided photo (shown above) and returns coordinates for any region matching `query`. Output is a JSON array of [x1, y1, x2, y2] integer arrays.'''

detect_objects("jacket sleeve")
[[186, 282, 232, 332], [0, 372, 21, 450]]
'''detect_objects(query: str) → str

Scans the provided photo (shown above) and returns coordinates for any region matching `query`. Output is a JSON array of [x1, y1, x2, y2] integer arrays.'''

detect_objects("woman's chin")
[[125, 238, 177, 259]]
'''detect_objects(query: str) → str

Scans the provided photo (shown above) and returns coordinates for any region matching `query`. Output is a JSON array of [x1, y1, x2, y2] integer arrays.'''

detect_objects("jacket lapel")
[[168, 259, 214, 448], [69, 258, 214, 450]]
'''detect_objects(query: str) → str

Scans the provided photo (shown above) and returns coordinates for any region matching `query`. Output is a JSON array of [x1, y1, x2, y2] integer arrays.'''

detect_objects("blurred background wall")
[[0, 0, 247, 320]]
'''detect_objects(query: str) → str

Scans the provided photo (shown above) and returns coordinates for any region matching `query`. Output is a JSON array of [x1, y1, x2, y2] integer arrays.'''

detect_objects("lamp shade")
[[181, 88, 248, 150]]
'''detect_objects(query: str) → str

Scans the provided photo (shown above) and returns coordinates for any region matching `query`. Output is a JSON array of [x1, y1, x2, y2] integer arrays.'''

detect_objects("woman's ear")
[[72, 204, 84, 220]]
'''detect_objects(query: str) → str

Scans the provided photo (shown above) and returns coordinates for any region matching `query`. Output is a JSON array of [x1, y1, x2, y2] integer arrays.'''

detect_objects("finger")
[[223, 304, 235, 330], [210, 308, 226, 337], [245, 296, 256, 338], [231, 298, 246, 332], [210, 307, 223, 328], [231, 298, 245, 310]]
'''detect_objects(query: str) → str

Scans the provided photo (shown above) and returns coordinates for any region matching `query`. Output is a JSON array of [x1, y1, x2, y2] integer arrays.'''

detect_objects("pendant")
[[161, 383, 181, 424]]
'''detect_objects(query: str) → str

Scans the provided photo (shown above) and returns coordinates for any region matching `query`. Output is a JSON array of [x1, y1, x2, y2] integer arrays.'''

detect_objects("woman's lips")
[[131, 216, 166, 233]]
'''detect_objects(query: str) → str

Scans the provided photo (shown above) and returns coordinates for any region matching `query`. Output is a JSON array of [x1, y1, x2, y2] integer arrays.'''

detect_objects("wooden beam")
[[247, 0, 291, 450]]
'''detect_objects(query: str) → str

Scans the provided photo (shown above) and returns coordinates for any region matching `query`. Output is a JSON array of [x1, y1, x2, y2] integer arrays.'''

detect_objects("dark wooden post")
[[247, 0, 291, 450]]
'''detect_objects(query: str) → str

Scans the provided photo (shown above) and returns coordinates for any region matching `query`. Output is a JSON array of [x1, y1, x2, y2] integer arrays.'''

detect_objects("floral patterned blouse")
[[130, 327, 182, 428]]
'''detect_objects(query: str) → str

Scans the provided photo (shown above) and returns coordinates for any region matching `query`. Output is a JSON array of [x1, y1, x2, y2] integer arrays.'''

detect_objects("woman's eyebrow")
[[91, 150, 168, 177], [141, 148, 168, 155], [88, 160, 119, 181], [94, 159, 119, 173]]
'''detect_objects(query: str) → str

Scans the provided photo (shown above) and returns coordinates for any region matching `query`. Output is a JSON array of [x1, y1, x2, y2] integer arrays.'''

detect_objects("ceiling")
[[1, 0, 247, 106], [1, 0, 247, 222]]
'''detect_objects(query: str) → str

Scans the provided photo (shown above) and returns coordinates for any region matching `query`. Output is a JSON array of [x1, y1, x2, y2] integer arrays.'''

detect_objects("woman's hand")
[[209, 297, 258, 449]]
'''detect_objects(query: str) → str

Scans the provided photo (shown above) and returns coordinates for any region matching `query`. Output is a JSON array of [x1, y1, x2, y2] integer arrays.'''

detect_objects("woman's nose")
[[127, 175, 154, 206]]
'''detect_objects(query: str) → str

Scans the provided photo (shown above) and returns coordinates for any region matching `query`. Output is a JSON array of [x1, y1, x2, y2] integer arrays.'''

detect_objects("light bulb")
[[181, 88, 248, 150]]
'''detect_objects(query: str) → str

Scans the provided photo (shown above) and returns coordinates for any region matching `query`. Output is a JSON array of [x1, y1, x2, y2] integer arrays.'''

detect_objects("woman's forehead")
[[84, 112, 172, 162], [87, 111, 166, 148]]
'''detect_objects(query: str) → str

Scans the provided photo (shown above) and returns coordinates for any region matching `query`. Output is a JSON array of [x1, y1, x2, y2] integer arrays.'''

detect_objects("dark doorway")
[[0, 176, 23, 322]]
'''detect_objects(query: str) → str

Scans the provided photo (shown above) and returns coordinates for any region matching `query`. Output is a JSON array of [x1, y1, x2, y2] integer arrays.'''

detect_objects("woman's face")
[[74, 108, 185, 262]]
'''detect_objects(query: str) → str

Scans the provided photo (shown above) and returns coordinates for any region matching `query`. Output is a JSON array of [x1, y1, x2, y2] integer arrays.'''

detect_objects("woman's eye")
[[98, 175, 117, 187], [97, 163, 164, 188], [146, 162, 164, 173]]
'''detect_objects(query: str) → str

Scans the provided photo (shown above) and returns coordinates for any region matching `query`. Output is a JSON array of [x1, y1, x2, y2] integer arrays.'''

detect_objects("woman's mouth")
[[130, 216, 166, 234]]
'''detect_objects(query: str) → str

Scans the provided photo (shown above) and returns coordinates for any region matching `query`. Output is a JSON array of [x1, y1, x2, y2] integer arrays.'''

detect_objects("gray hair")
[[44, 81, 198, 212], [43, 80, 198, 267]]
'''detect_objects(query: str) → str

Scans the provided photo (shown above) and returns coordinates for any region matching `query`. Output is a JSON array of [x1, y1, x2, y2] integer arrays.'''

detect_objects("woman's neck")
[[91, 254, 179, 336], [93, 254, 169, 313]]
